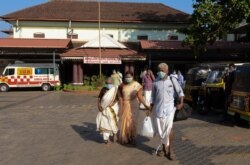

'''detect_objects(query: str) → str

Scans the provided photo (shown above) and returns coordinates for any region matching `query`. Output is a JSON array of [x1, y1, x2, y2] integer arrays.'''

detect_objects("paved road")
[[0, 91, 249, 165]]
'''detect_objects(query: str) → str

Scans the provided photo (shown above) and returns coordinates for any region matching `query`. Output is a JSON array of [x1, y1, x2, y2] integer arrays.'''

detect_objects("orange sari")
[[120, 81, 142, 144]]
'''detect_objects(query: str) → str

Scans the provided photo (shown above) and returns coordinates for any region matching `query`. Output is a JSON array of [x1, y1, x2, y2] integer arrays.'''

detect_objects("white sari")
[[96, 87, 119, 140]]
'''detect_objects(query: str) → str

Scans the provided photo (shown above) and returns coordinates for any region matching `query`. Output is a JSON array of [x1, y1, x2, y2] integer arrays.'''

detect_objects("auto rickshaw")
[[196, 65, 226, 114], [228, 64, 250, 125], [184, 66, 210, 108]]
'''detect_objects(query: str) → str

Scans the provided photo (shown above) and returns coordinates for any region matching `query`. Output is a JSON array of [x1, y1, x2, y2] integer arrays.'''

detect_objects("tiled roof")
[[206, 41, 250, 50], [140, 40, 250, 51], [1, 1, 189, 23], [60, 47, 145, 60], [140, 40, 190, 50], [0, 38, 72, 49]]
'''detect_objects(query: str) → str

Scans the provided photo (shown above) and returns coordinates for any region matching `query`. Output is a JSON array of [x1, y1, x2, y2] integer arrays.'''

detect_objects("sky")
[[0, 0, 194, 37]]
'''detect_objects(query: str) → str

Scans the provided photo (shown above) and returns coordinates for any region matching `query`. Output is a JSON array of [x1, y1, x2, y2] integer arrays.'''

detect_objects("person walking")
[[177, 70, 185, 89], [142, 68, 155, 107], [170, 70, 178, 79], [111, 70, 120, 87], [140, 66, 148, 83], [96, 77, 122, 144], [148, 63, 184, 160], [119, 72, 150, 145]]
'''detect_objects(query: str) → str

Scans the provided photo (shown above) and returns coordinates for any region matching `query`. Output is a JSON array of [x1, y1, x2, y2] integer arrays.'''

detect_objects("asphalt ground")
[[0, 91, 249, 165]]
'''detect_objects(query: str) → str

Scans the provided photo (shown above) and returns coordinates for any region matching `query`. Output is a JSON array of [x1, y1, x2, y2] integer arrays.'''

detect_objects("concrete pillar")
[[78, 62, 83, 84], [73, 62, 78, 84]]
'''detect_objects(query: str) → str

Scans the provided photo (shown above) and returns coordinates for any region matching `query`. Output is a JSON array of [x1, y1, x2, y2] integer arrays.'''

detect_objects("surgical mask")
[[105, 84, 114, 89], [157, 71, 166, 79], [125, 77, 133, 83]]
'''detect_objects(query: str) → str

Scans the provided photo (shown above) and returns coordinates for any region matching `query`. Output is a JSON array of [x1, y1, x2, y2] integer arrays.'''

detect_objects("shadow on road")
[[71, 122, 103, 143], [190, 108, 249, 128], [135, 135, 156, 155], [71, 122, 157, 154]]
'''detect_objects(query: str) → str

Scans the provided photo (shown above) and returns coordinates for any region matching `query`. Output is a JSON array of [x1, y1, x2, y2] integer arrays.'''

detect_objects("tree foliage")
[[185, 0, 250, 51]]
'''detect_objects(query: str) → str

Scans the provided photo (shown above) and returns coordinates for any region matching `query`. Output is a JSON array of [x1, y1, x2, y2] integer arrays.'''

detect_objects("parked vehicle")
[[184, 66, 210, 108], [228, 64, 250, 124], [196, 68, 226, 114], [0, 63, 60, 92]]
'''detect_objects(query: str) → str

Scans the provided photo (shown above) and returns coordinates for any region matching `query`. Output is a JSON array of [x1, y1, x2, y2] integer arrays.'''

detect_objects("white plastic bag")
[[140, 116, 154, 138], [139, 102, 146, 109]]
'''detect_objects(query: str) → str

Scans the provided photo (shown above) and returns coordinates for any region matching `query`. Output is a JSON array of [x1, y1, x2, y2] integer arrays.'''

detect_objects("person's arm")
[[172, 78, 184, 110], [150, 71, 155, 81], [137, 87, 150, 110], [116, 87, 123, 117], [98, 88, 105, 112], [142, 76, 145, 87], [146, 83, 155, 116]]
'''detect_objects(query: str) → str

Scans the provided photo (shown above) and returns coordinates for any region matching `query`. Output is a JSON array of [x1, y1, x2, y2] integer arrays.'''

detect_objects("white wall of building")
[[13, 27, 67, 39], [12, 21, 187, 42]]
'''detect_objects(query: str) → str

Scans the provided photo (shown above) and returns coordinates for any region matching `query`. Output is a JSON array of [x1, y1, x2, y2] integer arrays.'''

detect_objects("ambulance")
[[0, 63, 60, 92]]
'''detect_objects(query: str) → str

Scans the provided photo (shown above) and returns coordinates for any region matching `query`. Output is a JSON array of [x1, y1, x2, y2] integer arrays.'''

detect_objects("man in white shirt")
[[148, 63, 184, 160], [177, 70, 185, 89]]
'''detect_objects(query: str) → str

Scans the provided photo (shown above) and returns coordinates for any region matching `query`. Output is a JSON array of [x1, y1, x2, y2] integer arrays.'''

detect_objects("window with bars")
[[137, 35, 148, 40], [168, 35, 178, 40], [67, 33, 78, 39], [33, 32, 45, 38], [108, 34, 114, 38]]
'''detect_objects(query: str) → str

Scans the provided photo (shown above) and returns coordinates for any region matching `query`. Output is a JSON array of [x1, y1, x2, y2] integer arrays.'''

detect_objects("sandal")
[[157, 150, 167, 157], [167, 152, 175, 161]]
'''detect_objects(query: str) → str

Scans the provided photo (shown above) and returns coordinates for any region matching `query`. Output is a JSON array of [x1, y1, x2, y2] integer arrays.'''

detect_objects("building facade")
[[0, 1, 190, 84]]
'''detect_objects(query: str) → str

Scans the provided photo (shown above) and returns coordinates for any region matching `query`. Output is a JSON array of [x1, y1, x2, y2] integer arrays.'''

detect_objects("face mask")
[[105, 84, 114, 89], [157, 71, 166, 79], [125, 77, 133, 83]]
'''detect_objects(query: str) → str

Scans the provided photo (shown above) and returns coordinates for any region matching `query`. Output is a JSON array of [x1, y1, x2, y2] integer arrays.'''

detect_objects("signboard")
[[83, 57, 122, 64], [17, 68, 33, 76]]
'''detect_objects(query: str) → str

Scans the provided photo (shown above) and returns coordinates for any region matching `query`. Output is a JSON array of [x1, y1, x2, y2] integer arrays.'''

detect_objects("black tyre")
[[197, 104, 209, 115], [0, 84, 9, 92], [41, 84, 51, 91]]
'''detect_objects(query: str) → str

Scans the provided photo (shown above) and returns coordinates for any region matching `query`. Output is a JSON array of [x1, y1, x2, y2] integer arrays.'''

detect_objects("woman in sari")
[[119, 72, 150, 145], [96, 77, 122, 144]]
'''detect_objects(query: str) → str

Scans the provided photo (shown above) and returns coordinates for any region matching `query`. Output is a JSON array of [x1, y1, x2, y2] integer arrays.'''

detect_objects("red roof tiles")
[[140, 40, 190, 50], [140, 40, 250, 51], [1, 1, 190, 23], [61, 47, 145, 60], [0, 38, 72, 49]]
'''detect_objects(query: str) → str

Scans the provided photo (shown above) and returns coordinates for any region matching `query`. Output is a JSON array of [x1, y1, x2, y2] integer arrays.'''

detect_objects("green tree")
[[185, 0, 250, 57]]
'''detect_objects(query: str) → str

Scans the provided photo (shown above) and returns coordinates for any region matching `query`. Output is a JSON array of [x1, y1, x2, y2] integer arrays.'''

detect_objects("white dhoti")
[[154, 109, 175, 153], [96, 87, 119, 140], [144, 90, 152, 106]]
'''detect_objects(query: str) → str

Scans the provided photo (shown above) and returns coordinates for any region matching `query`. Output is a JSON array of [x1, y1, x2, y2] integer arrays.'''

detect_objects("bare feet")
[[113, 134, 118, 143], [167, 152, 175, 160], [104, 140, 111, 145], [157, 144, 167, 157]]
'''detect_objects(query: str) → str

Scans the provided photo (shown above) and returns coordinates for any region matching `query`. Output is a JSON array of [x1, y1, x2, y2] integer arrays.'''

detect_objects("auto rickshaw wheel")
[[197, 104, 210, 115], [234, 113, 241, 123]]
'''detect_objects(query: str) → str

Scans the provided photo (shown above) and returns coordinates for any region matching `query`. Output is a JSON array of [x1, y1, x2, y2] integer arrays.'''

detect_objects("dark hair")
[[229, 63, 235, 68], [125, 71, 134, 77]]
